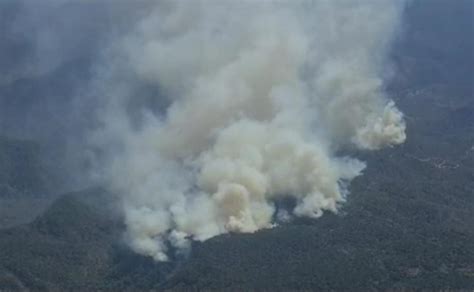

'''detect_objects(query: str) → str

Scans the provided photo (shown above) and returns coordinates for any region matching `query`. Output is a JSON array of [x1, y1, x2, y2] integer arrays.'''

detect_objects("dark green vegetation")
[[0, 188, 175, 291]]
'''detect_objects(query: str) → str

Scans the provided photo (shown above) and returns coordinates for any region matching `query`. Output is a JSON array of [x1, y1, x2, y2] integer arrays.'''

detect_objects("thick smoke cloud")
[[0, 0, 407, 261], [89, 0, 407, 261]]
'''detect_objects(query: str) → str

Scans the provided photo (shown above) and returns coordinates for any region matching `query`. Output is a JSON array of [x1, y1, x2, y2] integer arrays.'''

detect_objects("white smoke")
[[92, 0, 406, 261]]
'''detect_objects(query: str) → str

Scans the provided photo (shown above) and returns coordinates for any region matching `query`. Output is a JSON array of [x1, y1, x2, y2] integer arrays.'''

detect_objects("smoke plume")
[[87, 0, 407, 261]]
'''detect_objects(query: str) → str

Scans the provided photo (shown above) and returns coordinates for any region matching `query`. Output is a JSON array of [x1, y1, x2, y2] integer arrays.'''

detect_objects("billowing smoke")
[[88, 0, 407, 261]]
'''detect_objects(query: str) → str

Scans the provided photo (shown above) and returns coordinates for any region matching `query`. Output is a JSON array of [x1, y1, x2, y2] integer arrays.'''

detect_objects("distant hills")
[[0, 136, 49, 198], [0, 137, 55, 228]]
